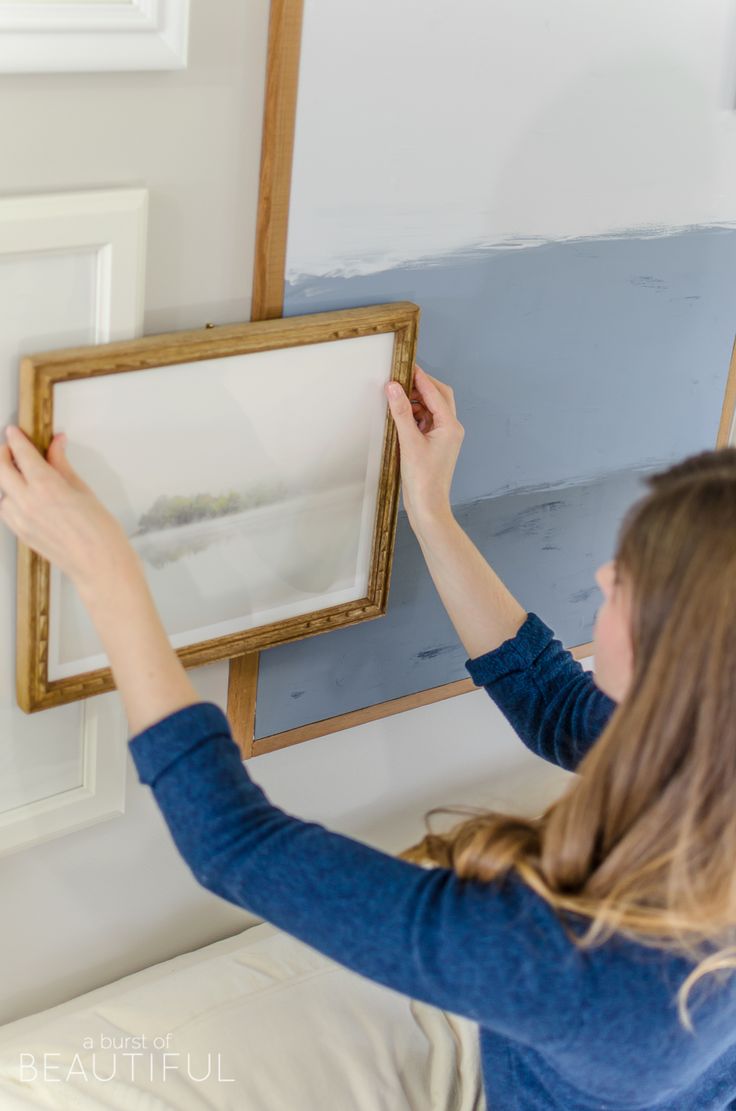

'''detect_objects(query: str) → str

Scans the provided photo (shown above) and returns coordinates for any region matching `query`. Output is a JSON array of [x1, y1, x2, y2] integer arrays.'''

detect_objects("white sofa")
[[0, 921, 485, 1109]]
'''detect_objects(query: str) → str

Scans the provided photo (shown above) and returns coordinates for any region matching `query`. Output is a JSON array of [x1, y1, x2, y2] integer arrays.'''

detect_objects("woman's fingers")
[[385, 366, 464, 530], [411, 366, 457, 423], [410, 389, 433, 428], [46, 434, 89, 492], [0, 442, 27, 500], [0, 494, 27, 539], [5, 426, 51, 483], [412, 405, 433, 433], [385, 381, 423, 444], [393, 364, 458, 436], [415, 366, 457, 415]]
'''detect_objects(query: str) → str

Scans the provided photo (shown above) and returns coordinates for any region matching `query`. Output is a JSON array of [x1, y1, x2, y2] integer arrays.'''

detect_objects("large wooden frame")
[[226, 0, 594, 758], [230, 0, 736, 758], [17, 302, 418, 713]]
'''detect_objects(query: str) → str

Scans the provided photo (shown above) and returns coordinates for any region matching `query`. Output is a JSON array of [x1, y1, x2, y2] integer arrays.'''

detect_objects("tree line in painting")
[[133, 482, 287, 536]]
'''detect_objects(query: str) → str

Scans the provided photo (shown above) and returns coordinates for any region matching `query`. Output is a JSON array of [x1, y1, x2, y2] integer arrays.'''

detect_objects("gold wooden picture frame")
[[17, 302, 419, 713]]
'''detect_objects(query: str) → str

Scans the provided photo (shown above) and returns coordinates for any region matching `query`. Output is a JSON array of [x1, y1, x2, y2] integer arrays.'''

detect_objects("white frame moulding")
[[0, 699, 129, 856], [0, 0, 189, 74], [0, 186, 148, 854]]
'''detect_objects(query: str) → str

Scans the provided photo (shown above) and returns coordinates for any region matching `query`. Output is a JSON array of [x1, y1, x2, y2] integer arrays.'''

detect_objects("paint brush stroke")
[[287, 222, 736, 283]]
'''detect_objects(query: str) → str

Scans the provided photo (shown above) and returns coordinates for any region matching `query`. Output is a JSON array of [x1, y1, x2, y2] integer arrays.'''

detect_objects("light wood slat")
[[227, 0, 305, 741], [228, 653, 260, 758], [250, 641, 595, 757], [251, 0, 304, 323]]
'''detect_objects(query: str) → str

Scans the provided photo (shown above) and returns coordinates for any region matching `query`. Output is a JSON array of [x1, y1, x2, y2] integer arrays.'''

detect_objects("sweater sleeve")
[[464, 612, 617, 772], [129, 701, 582, 1048]]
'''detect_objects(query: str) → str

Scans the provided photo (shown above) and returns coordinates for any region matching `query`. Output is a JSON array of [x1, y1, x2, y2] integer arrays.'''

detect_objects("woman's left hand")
[[0, 425, 200, 732], [0, 425, 138, 593]]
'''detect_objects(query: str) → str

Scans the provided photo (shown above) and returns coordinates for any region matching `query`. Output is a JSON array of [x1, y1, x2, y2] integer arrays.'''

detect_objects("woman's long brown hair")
[[397, 446, 736, 1032]]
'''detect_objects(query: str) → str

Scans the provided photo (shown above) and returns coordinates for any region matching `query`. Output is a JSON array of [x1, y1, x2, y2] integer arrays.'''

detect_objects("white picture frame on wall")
[[0, 186, 147, 855], [0, 0, 190, 74], [0, 698, 129, 858]]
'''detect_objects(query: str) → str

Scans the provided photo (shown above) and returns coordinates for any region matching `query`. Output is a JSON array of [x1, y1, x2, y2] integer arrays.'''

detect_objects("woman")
[[1, 365, 735, 1110]]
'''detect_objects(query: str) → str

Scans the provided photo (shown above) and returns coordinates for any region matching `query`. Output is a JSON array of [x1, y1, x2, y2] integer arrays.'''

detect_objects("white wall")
[[0, 652, 576, 1025], [288, 0, 736, 277], [0, 0, 577, 1026]]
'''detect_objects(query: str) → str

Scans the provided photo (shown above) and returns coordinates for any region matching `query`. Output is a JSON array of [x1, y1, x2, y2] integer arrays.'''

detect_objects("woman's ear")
[[595, 560, 615, 596]]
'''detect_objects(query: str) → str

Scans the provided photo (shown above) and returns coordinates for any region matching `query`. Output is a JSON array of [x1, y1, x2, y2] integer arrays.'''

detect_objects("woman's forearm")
[[77, 556, 200, 735], [411, 507, 527, 659], [384, 368, 527, 658]]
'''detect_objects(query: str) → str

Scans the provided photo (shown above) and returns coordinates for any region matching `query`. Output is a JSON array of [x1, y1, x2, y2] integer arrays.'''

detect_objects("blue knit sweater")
[[129, 612, 736, 1110]]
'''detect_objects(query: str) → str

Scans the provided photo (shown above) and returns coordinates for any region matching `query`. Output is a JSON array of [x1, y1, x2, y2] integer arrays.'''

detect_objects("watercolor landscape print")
[[46, 331, 395, 681]]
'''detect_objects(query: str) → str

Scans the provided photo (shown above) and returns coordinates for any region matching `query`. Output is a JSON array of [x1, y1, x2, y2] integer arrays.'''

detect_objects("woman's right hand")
[[384, 364, 464, 531]]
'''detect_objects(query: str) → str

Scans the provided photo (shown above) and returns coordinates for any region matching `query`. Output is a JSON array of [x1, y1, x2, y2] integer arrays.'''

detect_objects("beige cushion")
[[0, 921, 485, 1109]]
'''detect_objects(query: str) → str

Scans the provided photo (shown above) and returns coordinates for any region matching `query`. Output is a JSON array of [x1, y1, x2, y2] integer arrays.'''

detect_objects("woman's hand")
[[385, 365, 464, 531], [0, 425, 200, 732], [0, 425, 140, 598]]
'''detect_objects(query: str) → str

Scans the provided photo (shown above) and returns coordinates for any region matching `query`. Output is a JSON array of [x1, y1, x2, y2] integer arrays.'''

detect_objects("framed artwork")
[[228, 0, 736, 757], [0, 0, 189, 74], [17, 302, 419, 713], [0, 187, 146, 853]]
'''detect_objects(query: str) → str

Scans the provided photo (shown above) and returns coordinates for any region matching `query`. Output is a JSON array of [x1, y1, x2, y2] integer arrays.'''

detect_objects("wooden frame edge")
[[251, 0, 304, 322], [228, 0, 305, 744], [716, 333, 736, 448], [20, 303, 419, 377], [16, 356, 52, 714], [244, 640, 596, 758]]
